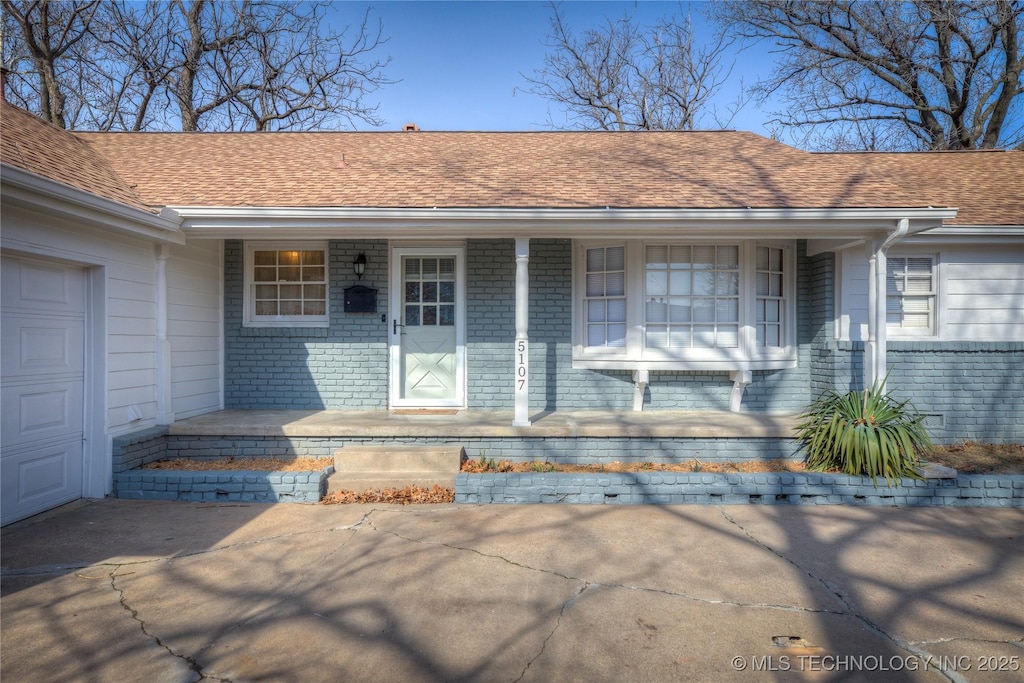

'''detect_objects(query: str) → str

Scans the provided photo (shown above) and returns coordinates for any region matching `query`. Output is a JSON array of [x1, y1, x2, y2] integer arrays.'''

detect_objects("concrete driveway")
[[2, 500, 1022, 682]]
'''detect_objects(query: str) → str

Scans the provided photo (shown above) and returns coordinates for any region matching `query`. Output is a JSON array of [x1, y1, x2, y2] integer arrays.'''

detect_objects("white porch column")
[[155, 243, 174, 425], [865, 218, 909, 390], [513, 237, 531, 426]]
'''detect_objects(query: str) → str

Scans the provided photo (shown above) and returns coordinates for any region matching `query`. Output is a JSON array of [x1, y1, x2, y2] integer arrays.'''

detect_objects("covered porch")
[[168, 408, 800, 440]]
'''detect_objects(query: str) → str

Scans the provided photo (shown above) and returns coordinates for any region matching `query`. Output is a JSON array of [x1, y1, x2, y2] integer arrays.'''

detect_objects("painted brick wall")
[[224, 237, 818, 413], [467, 238, 814, 412], [457, 472, 1024, 506], [224, 240, 389, 409], [885, 343, 1023, 442]]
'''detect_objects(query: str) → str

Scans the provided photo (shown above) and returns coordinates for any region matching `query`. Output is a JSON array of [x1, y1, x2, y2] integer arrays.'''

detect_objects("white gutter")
[[164, 206, 957, 239], [2, 164, 185, 244]]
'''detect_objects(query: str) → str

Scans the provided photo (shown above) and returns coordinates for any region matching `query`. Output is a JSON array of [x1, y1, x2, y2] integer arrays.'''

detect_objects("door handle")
[[393, 319, 402, 335]]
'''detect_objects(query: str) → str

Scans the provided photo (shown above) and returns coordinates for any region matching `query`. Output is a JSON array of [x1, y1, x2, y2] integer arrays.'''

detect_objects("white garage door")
[[1, 256, 86, 525]]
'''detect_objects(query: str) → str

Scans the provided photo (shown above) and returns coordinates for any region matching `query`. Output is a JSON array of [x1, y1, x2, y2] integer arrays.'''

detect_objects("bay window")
[[574, 240, 796, 370]]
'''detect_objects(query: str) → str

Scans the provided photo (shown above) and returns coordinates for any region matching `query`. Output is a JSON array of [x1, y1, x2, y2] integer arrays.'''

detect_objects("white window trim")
[[572, 239, 797, 371], [885, 252, 938, 339], [243, 241, 329, 328]]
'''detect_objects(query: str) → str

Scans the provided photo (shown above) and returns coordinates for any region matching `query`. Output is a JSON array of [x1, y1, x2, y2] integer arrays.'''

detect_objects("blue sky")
[[332, 1, 777, 134]]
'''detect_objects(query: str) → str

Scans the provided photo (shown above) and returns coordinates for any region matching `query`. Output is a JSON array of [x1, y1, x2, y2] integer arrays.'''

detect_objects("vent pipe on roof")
[[402, 122, 420, 131]]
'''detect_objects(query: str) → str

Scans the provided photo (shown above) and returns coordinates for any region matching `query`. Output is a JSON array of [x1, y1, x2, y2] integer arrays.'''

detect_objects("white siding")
[[167, 240, 223, 418], [839, 249, 870, 341], [839, 243, 1024, 342], [941, 250, 1024, 340], [1, 204, 161, 434]]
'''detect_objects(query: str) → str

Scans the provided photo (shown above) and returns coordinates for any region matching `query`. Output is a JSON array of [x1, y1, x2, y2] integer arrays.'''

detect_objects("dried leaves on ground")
[[142, 457, 332, 471], [924, 442, 1024, 474], [322, 485, 455, 505], [461, 458, 807, 474]]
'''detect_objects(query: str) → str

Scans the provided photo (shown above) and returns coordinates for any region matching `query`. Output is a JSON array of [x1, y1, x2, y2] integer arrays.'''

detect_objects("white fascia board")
[[908, 224, 1024, 243], [168, 206, 958, 240], [1, 165, 185, 244]]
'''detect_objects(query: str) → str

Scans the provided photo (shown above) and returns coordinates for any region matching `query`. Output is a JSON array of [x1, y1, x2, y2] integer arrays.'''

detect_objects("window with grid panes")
[[584, 245, 627, 348], [644, 244, 740, 349], [576, 240, 796, 370], [404, 256, 456, 327], [756, 246, 785, 347], [244, 243, 328, 326], [887, 256, 935, 335]]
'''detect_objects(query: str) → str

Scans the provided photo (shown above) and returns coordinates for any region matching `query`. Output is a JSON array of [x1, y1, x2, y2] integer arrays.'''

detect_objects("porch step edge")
[[327, 473, 457, 493], [334, 446, 465, 474]]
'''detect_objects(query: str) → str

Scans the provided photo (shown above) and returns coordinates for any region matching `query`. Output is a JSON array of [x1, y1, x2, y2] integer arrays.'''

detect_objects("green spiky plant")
[[795, 381, 932, 486]]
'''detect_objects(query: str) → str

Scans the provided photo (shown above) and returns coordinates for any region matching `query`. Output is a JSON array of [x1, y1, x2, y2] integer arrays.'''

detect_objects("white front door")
[[390, 247, 466, 408], [1, 256, 86, 525]]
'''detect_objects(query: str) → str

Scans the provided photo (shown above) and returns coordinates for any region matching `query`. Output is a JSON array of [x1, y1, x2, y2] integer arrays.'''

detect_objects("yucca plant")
[[795, 382, 932, 486]]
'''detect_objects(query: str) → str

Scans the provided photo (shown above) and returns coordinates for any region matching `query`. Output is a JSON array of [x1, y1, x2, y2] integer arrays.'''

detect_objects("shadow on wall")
[[223, 240, 390, 410]]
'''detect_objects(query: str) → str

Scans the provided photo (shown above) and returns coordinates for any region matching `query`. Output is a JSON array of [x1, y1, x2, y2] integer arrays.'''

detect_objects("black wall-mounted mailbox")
[[344, 284, 377, 313]]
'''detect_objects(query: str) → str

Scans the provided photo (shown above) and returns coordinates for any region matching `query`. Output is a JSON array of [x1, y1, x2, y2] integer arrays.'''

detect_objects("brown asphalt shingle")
[[0, 102, 152, 213], [5, 101, 1021, 226]]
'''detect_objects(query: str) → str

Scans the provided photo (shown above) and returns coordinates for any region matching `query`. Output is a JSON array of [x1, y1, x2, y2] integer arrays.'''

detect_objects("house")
[[2, 100, 1022, 523]]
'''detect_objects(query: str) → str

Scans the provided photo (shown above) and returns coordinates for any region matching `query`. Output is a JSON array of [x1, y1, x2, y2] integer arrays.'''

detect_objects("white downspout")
[[155, 243, 174, 424], [865, 218, 909, 390], [513, 237, 531, 426]]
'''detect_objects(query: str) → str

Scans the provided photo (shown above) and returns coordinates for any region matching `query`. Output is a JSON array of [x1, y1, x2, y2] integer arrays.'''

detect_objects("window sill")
[[238, 326, 330, 338], [571, 357, 798, 372]]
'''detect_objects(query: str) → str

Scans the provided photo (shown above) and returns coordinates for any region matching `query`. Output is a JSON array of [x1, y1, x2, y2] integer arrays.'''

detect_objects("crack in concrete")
[[367, 512, 849, 616], [2, 518, 369, 579], [110, 568, 226, 682], [717, 508, 966, 683], [514, 580, 591, 683], [191, 511, 369, 665]]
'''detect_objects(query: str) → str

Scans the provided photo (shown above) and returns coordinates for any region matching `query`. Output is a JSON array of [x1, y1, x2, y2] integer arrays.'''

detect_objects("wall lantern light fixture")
[[353, 253, 367, 279]]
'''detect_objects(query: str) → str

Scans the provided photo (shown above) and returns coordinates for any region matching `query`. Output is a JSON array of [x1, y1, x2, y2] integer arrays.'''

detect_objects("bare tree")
[[1, 0, 100, 128], [525, 2, 743, 131], [2, 0, 392, 131], [712, 0, 1024, 150]]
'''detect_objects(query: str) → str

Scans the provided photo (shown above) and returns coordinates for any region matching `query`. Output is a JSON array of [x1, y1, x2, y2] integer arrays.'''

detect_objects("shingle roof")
[[5, 100, 1021, 226], [0, 101, 152, 213], [76, 128, 1024, 226]]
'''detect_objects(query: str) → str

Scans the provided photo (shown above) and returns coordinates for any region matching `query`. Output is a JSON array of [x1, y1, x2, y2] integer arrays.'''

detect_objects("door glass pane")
[[439, 282, 455, 302], [405, 282, 420, 302], [405, 305, 420, 326]]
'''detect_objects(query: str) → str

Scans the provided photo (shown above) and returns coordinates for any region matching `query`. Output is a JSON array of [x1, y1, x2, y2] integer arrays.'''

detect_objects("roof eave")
[[165, 206, 958, 240], [1, 164, 185, 245]]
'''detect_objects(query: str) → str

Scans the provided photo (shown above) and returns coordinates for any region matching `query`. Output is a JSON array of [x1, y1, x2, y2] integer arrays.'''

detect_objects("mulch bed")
[[142, 457, 332, 471], [138, 442, 1022, 506]]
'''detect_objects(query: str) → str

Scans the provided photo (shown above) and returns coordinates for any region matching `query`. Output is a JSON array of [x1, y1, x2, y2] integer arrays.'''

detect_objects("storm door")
[[389, 247, 466, 407]]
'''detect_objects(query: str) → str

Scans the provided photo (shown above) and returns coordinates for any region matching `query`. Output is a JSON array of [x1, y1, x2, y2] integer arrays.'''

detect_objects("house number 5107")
[[516, 340, 528, 391]]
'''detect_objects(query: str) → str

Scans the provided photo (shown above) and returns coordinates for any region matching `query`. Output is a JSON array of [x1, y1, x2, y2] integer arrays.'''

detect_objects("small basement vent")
[[923, 414, 946, 430]]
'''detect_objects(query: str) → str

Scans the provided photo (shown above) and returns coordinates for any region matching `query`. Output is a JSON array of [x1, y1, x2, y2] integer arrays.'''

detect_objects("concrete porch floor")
[[168, 409, 800, 439]]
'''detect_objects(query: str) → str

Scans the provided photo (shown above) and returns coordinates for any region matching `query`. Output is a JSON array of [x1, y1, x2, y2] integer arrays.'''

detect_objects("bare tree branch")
[[711, 0, 1024, 150], [2, 0, 393, 131], [523, 2, 744, 131]]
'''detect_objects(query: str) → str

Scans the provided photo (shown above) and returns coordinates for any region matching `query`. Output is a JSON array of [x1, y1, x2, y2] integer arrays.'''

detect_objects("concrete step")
[[328, 445, 464, 493]]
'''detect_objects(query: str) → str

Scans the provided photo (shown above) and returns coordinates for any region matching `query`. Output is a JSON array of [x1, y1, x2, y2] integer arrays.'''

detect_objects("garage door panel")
[[1, 381, 85, 448], [1, 440, 83, 524], [1, 257, 85, 313], [1, 315, 85, 379], [1, 256, 86, 526]]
